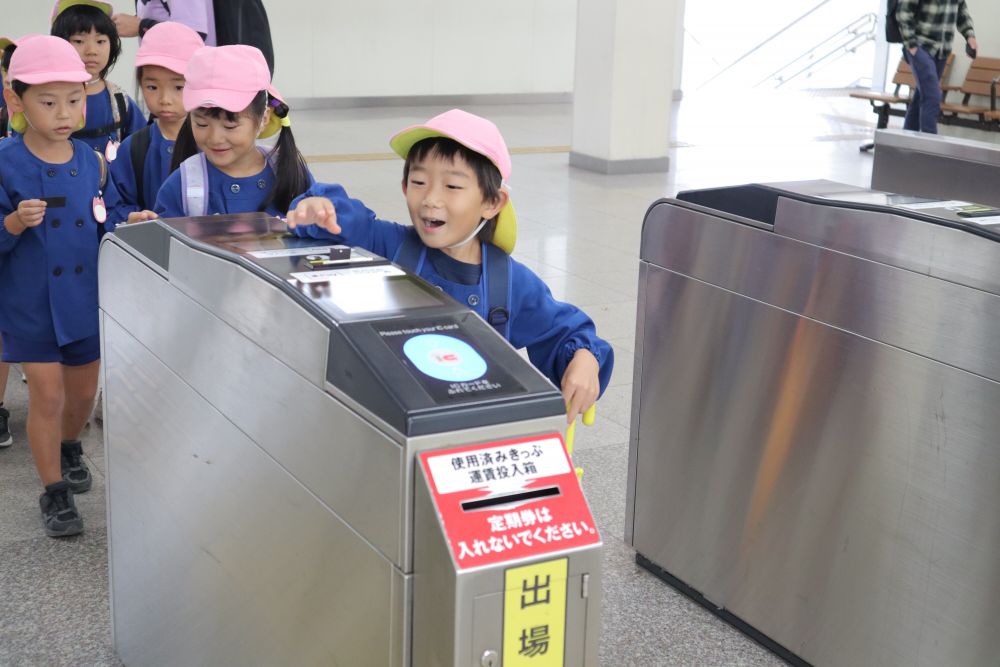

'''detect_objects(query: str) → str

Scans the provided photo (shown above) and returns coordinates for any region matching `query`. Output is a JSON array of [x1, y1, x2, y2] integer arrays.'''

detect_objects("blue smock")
[[110, 122, 175, 210], [154, 152, 315, 218], [0, 139, 131, 345], [74, 87, 147, 155]]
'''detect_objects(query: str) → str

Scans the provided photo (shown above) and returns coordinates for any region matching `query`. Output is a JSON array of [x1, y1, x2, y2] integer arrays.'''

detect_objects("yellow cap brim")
[[53, 0, 112, 23], [493, 199, 517, 254]]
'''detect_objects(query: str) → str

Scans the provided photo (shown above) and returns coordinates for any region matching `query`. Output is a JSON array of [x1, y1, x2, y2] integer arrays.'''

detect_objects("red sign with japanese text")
[[419, 433, 601, 571]]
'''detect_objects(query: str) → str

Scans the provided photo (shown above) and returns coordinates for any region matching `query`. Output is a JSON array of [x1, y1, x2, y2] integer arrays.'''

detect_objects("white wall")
[[4, 1, 578, 100], [945, 0, 999, 86], [266, 0, 579, 99]]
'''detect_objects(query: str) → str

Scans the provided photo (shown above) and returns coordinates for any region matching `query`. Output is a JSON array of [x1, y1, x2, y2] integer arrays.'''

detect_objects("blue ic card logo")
[[403, 334, 488, 383]]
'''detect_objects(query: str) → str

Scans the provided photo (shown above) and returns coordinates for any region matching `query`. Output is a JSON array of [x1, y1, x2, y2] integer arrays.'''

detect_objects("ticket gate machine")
[[100, 214, 602, 666], [627, 180, 1000, 666]]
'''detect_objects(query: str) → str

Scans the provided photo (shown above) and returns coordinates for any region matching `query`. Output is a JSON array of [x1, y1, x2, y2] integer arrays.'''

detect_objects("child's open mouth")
[[421, 217, 445, 230]]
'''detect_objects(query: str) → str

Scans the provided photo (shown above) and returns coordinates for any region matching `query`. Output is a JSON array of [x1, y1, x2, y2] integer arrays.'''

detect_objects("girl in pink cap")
[[0, 35, 132, 537], [51, 0, 146, 160], [109, 22, 203, 211], [287, 109, 614, 425], [151, 45, 313, 219]]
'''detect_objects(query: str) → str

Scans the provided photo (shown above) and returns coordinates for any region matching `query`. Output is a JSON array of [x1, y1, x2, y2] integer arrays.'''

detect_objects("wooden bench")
[[940, 56, 1000, 127], [851, 54, 954, 151]]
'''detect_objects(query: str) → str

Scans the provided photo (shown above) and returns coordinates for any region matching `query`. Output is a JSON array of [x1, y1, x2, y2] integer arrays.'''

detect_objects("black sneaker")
[[60, 440, 92, 493], [39, 481, 84, 537], [0, 405, 11, 448]]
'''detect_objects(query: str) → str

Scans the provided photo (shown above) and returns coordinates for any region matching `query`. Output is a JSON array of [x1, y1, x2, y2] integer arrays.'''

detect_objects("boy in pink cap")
[[287, 109, 614, 424], [150, 45, 315, 219], [0, 35, 131, 537], [110, 22, 203, 211]]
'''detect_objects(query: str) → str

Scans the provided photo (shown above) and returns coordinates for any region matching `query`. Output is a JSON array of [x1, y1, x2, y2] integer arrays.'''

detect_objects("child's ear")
[[3, 87, 22, 114], [481, 187, 509, 220], [401, 178, 408, 196]]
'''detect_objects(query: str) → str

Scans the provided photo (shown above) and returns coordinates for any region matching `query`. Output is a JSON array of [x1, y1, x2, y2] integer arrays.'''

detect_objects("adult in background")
[[896, 0, 978, 134], [112, 0, 216, 45], [112, 0, 274, 76]]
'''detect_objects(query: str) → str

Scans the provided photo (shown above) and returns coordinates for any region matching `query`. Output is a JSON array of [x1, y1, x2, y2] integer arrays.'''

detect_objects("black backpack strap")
[[129, 126, 152, 208], [113, 91, 129, 141], [484, 243, 511, 338], [392, 232, 426, 272], [72, 88, 129, 140]]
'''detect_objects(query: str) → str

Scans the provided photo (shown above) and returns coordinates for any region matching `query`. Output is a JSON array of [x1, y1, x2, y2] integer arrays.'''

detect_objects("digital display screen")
[[375, 318, 525, 403], [298, 266, 444, 315]]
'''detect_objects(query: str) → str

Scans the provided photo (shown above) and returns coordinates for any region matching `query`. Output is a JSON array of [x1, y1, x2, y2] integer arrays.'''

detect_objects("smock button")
[[257, 179, 266, 189], [468, 294, 480, 306], [75, 219, 84, 227], [230, 184, 241, 194], [53, 266, 63, 277], [75, 265, 83, 274], [167, 146, 173, 154], [46, 168, 56, 177], [70, 169, 78, 177], [51, 219, 61, 228]]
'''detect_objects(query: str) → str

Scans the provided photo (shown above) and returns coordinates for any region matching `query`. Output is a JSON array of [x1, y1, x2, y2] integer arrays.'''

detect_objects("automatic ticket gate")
[[99, 214, 601, 666], [872, 128, 1000, 208], [627, 181, 1000, 666]]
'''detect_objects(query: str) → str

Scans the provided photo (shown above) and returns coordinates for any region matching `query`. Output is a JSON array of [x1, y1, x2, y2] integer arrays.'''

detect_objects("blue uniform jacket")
[[76, 87, 146, 155], [290, 184, 615, 396], [0, 139, 131, 345], [154, 152, 316, 218], [110, 122, 174, 210]]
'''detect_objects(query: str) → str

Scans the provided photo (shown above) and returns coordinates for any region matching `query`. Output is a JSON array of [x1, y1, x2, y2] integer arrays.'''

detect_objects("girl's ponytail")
[[263, 98, 310, 214]]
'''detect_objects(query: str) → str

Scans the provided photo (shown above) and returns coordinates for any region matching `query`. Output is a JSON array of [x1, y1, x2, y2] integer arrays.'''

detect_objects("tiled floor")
[[2, 89, 977, 665]]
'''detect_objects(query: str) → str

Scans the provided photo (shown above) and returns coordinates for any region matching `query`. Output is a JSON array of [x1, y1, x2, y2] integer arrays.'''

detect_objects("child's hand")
[[286, 197, 341, 234], [562, 348, 600, 424], [127, 210, 158, 224], [16, 199, 47, 229]]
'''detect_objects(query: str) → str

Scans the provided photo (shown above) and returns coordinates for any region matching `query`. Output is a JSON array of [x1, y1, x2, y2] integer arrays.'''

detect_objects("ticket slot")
[[461, 486, 560, 512]]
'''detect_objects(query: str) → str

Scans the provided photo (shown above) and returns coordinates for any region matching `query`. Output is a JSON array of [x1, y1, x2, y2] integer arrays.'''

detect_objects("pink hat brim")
[[15, 69, 90, 85], [183, 84, 284, 113], [134, 54, 189, 76]]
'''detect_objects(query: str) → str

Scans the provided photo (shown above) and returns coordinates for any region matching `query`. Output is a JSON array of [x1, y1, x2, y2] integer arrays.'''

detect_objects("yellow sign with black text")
[[503, 558, 568, 666]]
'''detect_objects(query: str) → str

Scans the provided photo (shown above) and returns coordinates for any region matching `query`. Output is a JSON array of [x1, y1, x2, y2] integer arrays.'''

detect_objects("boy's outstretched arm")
[[286, 196, 341, 235], [561, 349, 601, 424], [508, 262, 614, 423]]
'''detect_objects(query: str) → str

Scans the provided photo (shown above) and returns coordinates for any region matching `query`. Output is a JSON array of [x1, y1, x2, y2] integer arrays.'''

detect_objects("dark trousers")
[[902, 47, 948, 133]]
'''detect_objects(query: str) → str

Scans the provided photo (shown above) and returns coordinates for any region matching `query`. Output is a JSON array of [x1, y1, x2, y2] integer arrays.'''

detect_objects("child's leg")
[[62, 360, 100, 440], [0, 339, 10, 448], [22, 362, 66, 486], [0, 338, 9, 403]]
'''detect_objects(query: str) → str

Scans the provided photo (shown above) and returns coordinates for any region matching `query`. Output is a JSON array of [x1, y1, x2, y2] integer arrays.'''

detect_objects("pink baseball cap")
[[135, 22, 204, 75], [0, 33, 44, 57], [183, 45, 283, 113], [7, 35, 90, 85], [390, 109, 518, 253]]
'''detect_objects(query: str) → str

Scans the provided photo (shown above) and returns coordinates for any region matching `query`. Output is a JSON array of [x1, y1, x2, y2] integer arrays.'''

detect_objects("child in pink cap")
[[150, 45, 314, 219], [109, 22, 203, 211], [0, 35, 133, 537], [287, 109, 614, 424], [51, 0, 146, 160]]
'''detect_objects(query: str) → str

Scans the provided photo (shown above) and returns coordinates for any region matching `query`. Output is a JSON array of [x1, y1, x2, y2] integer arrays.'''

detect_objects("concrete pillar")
[[570, 0, 683, 175]]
